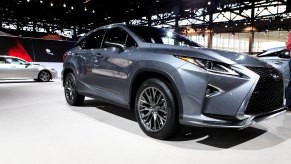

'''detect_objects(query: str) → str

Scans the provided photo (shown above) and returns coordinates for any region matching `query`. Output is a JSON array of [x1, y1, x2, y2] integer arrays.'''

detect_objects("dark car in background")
[[62, 24, 286, 139], [257, 46, 290, 87]]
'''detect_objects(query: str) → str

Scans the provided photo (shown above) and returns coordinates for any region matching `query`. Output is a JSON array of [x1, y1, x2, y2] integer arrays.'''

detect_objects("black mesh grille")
[[245, 66, 284, 115]]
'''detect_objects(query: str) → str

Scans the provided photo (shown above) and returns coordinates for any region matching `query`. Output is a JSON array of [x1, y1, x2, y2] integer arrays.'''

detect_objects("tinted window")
[[127, 26, 201, 47], [81, 29, 106, 49], [6, 58, 26, 65], [103, 28, 137, 48], [0, 57, 5, 64]]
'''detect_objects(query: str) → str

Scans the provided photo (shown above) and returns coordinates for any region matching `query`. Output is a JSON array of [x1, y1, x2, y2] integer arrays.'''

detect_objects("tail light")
[[63, 52, 68, 62]]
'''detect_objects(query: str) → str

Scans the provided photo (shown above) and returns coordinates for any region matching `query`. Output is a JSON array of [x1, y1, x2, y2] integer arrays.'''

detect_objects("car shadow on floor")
[[72, 99, 290, 150], [0, 80, 55, 84]]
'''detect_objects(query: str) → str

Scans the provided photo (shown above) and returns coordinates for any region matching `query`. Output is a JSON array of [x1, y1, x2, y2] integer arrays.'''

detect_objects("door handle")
[[95, 53, 102, 58], [274, 61, 283, 65], [73, 53, 79, 57]]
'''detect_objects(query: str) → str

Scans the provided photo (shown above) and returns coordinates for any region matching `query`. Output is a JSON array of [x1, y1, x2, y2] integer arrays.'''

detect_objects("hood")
[[202, 48, 269, 67], [147, 44, 269, 67]]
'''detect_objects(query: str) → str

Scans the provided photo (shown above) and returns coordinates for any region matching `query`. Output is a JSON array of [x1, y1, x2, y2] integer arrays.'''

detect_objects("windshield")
[[127, 26, 202, 48]]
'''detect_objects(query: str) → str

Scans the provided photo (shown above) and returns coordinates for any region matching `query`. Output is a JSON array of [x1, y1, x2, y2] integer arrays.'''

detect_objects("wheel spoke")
[[151, 88, 157, 103], [140, 95, 151, 105], [156, 94, 162, 105], [139, 107, 150, 112], [157, 114, 166, 123], [141, 111, 151, 119], [144, 89, 153, 105]]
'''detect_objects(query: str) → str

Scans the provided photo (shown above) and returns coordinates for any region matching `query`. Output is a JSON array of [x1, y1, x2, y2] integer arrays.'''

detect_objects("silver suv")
[[62, 24, 286, 139]]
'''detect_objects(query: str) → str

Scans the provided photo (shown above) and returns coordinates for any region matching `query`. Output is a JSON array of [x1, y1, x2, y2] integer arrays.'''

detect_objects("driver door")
[[87, 27, 137, 104], [7, 58, 36, 79]]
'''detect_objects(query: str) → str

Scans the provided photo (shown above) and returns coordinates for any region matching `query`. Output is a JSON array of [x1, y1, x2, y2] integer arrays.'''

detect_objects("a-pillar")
[[147, 16, 152, 26]]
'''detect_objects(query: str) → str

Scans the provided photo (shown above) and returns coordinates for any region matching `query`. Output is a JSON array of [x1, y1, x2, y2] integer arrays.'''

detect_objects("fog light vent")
[[206, 85, 220, 97]]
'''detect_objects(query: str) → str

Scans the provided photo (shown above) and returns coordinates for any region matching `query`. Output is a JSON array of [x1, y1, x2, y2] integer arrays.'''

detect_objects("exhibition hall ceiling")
[[0, 0, 290, 38], [0, 0, 265, 27]]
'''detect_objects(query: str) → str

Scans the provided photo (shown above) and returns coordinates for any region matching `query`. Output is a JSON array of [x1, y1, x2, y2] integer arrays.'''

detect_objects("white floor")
[[0, 79, 291, 164]]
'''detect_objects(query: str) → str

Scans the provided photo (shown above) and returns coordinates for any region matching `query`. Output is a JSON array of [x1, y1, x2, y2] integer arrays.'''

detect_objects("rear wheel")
[[64, 73, 85, 106], [135, 78, 180, 139], [38, 70, 51, 82]]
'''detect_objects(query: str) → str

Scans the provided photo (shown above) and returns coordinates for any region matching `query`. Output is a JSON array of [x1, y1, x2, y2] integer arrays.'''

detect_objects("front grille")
[[245, 66, 284, 115]]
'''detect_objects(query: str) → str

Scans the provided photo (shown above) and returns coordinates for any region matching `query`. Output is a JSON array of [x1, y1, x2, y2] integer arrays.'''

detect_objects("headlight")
[[176, 56, 240, 76]]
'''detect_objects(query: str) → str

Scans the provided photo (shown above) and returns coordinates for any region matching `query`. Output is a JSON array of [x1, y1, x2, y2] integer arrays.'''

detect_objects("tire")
[[135, 78, 180, 139], [64, 73, 85, 106], [38, 70, 51, 82]]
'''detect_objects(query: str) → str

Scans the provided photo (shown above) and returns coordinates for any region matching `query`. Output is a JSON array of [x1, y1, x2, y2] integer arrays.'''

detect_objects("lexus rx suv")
[[62, 24, 286, 139]]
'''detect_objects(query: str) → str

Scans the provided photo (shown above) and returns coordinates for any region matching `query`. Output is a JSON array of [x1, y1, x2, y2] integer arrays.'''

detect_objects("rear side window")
[[6, 58, 26, 65], [81, 29, 106, 49]]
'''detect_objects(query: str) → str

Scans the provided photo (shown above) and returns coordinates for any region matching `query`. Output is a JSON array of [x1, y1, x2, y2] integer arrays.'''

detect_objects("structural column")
[[248, 2, 255, 54], [208, 13, 213, 48], [248, 31, 254, 54]]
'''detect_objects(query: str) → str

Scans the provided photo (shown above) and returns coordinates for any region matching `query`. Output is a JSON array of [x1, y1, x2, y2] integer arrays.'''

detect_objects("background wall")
[[0, 36, 76, 77]]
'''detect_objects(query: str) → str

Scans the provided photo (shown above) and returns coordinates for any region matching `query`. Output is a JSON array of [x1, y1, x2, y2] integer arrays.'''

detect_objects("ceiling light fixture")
[[40, 0, 43, 3], [50, 2, 53, 7], [71, 6, 74, 10], [92, 10, 95, 13], [63, 3, 67, 8], [84, 7, 87, 11]]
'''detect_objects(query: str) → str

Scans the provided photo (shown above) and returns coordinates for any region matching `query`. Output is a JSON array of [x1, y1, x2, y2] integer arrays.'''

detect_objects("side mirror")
[[25, 62, 31, 67], [280, 50, 290, 59], [105, 41, 125, 52]]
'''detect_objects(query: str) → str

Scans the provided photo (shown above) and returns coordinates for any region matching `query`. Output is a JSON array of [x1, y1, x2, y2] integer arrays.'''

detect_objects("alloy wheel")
[[39, 71, 50, 82], [65, 75, 75, 103], [137, 87, 168, 132]]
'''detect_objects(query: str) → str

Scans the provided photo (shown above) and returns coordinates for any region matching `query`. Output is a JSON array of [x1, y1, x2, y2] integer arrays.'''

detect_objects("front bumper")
[[50, 70, 58, 79], [172, 63, 286, 128], [180, 107, 287, 128]]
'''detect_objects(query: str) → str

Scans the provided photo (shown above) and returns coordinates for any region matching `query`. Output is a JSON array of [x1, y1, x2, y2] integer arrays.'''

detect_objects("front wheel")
[[64, 73, 85, 106], [135, 78, 180, 139]]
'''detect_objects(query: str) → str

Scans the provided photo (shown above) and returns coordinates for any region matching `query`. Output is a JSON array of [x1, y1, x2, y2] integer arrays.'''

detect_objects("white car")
[[0, 56, 57, 82]]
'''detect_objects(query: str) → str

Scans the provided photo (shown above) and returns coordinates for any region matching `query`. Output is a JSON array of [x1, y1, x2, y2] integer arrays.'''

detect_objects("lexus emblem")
[[270, 72, 280, 81]]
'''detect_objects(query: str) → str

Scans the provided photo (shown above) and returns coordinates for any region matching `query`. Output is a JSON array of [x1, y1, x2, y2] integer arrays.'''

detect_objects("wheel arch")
[[129, 69, 183, 116], [62, 68, 74, 86]]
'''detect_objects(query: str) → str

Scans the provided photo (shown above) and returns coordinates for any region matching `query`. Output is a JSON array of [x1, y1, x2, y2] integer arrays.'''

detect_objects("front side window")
[[81, 29, 106, 49], [6, 58, 26, 65], [102, 28, 137, 48], [127, 26, 201, 48]]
